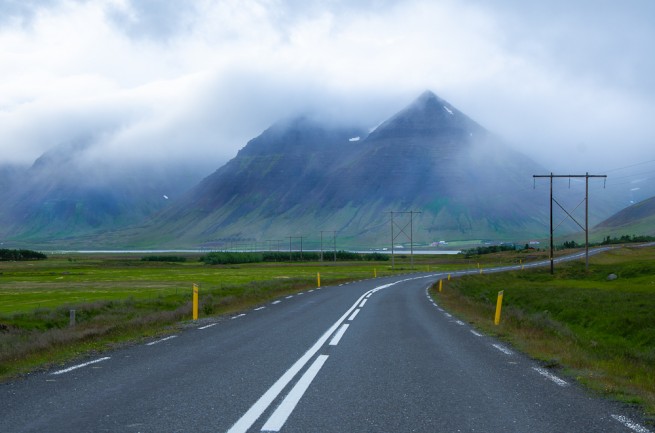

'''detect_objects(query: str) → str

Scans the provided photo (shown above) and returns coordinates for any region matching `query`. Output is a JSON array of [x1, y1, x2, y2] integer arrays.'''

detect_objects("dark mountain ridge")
[[130, 91, 555, 248], [0, 137, 203, 244]]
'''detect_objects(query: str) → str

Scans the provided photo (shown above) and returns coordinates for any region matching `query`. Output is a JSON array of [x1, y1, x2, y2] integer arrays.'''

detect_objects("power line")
[[602, 158, 655, 173], [389, 211, 421, 270], [533, 172, 607, 274]]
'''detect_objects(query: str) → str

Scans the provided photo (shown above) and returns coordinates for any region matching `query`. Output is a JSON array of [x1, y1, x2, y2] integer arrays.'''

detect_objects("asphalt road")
[[1, 250, 652, 433]]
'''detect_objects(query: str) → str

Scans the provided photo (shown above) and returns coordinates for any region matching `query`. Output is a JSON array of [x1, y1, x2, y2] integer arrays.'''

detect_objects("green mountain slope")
[[594, 196, 655, 237], [129, 91, 556, 248]]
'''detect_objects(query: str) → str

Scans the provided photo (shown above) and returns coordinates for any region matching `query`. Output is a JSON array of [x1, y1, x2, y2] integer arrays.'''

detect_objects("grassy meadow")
[[0, 252, 466, 379], [431, 245, 655, 416]]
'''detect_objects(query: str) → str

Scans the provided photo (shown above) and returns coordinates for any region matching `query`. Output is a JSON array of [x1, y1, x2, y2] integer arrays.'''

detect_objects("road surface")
[[1, 249, 651, 432]]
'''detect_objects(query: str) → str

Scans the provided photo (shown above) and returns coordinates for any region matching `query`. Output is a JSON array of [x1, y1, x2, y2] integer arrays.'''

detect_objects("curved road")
[[2, 248, 651, 432]]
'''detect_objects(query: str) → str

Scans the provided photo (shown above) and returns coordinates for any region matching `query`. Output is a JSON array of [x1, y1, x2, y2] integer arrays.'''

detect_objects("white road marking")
[[297, 292, 304, 295], [455, 320, 465, 326], [146, 336, 177, 346], [261, 355, 330, 432], [254, 307, 266, 311], [492, 344, 513, 355], [272, 300, 281, 305], [329, 324, 350, 346], [365, 293, 372, 298], [308, 289, 314, 293], [51, 357, 111, 375], [198, 323, 218, 330], [231, 313, 246, 320], [470, 330, 483, 337], [611, 415, 652, 433], [348, 309, 360, 321], [227, 281, 400, 433], [359, 299, 367, 308], [285, 296, 293, 299], [444, 313, 452, 318], [532, 367, 568, 387]]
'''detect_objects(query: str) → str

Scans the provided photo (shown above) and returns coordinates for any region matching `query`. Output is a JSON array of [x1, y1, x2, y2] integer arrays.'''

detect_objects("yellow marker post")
[[494, 290, 504, 325], [438, 279, 443, 292], [192, 283, 199, 321], [317, 272, 321, 288], [448, 273, 451, 281], [479, 268, 483, 274]]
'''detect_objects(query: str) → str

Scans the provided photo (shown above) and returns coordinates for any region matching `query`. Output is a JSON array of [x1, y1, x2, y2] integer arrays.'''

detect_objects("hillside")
[[0, 138, 203, 245], [594, 196, 655, 236], [129, 91, 556, 248]]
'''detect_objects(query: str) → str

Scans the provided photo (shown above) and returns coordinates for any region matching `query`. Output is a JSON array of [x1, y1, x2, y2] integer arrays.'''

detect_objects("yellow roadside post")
[[494, 290, 504, 325], [448, 273, 451, 281], [438, 279, 443, 292], [374, 268, 377, 278], [317, 272, 321, 288], [192, 283, 199, 321]]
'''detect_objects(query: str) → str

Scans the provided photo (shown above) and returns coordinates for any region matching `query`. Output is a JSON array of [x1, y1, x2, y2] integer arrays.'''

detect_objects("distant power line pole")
[[389, 211, 422, 270], [533, 172, 607, 273], [320, 230, 334, 262]]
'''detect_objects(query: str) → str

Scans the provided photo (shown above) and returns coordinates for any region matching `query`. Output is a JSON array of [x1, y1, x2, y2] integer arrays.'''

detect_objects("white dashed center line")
[[329, 324, 350, 346]]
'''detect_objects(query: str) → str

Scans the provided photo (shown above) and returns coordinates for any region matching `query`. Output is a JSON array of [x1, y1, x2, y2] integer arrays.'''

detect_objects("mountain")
[[129, 91, 557, 248], [594, 196, 655, 236], [0, 137, 203, 246]]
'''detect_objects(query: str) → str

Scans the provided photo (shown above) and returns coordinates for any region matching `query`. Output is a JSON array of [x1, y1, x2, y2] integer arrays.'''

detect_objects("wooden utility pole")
[[533, 173, 606, 273]]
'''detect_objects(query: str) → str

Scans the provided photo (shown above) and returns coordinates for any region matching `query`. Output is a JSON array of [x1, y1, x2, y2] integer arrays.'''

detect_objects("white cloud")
[[0, 0, 653, 173]]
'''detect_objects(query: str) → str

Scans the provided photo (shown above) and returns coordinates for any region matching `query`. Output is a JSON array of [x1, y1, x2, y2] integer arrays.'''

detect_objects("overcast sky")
[[1, 0, 654, 174]]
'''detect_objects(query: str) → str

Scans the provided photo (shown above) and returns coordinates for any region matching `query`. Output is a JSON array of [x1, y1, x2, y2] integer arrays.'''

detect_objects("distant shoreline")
[[45, 249, 462, 255]]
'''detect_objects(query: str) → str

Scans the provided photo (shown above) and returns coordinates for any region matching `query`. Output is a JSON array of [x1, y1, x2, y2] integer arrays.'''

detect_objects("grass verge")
[[0, 253, 465, 380], [430, 246, 655, 418]]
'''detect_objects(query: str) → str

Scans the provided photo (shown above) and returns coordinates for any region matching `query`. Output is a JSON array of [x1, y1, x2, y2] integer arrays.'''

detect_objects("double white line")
[[226, 282, 396, 433]]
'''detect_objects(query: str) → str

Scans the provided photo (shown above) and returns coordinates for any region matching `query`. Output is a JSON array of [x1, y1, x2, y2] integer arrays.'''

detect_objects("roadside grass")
[[0, 253, 464, 380], [430, 246, 655, 416]]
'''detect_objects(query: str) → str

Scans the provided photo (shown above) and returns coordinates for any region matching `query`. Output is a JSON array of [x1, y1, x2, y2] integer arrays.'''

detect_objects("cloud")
[[0, 0, 653, 176]]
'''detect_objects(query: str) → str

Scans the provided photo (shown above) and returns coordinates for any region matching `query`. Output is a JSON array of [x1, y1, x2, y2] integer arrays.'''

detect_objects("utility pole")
[[288, 236, 304, 261], [533, 172, 606, 273], [389, 210, 422, 270]]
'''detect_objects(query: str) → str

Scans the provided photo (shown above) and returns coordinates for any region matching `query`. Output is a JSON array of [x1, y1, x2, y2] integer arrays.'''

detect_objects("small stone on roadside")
[[607, 273, 618, 281]]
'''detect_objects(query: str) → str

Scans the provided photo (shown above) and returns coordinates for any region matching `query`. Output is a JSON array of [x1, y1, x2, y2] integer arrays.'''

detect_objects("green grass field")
[[431, 245, 655, 416], [0, 254, 466, 316], [0, 252, 468, 379]]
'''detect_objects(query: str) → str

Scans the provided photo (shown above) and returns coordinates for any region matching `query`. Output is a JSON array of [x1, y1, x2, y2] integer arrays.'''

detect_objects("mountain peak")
[[366, 90, 485, 141]]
